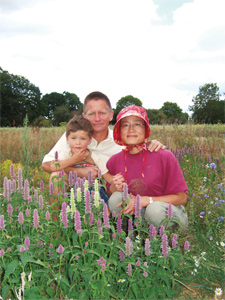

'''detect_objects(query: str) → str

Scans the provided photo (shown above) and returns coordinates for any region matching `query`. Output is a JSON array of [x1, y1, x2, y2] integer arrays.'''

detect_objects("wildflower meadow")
[[0, 123, 224, 299]]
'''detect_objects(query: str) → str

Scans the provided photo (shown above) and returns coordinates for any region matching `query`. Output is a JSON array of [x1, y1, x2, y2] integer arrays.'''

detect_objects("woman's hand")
[[112, 173, 126, 191], [117, 193, 136, 215]]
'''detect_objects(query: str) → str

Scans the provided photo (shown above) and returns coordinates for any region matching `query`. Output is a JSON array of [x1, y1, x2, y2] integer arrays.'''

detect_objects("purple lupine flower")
[[98, 227, 103, 235], [28, 196, 32, 203], [74, 210, 82, 234], [127, 263, 132, 276], [7, 247, 11, 252], [128, 218, 133, 237], [55, 151, 58, 161], [61, 202, 68, 228], [7, 180, 12, 201], [33, 209, 39, 229], [119, 249, 125, 261], [167, 203, 173, 219], [40, 180, 44, 192], [97, 257, 107, 270], [20, 246, 26, 252], [122, 183, 129, 200], [45, 211, 50, 221], [103, 204, 110, 229], [125, 237, 133, 256], [39, 195, 44, 210], [18, 212, 24, 225], [25, 209, 30, 217], [57, 244, 64, 254], [143, 262, 148, 277], [17, 168, 23, 192], [89, 212, 93, 226], [7, 204, 13, 217], [97, 219, 101, 227], [68, 171, 73, 187], [159, 225, 165, 237], [24, 237, 30, 249], [88, 169, 93, 186], [135, 194, 141, 218], [3, 177, 8, 198], [85, 190, 91, 214], [23, 179, 29, 201], [184, 240, 190, 251], [117, 214, 122, 234], [136, 260, 141, 267], [145, 238, 151, 256], [10, 164, 15, 178], [112, 233, 116, 239], [0, 249, 5, 256], [49, 183, 54, 196], [112, 211, 116, 218], [161, 234, 168, 258], [149, 224, 156, 240], [172, 234, 177, 248]]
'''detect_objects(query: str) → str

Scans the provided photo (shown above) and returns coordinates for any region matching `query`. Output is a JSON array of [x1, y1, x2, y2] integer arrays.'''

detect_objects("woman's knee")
[[108, 191, 123, 214]]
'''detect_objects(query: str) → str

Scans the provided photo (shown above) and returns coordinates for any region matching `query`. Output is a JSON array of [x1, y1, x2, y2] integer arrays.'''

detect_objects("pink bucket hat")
[[113, 105, 151, 146]]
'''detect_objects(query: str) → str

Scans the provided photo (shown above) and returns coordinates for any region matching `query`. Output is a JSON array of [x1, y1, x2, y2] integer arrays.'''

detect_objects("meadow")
[[0, 123, 224, 299]]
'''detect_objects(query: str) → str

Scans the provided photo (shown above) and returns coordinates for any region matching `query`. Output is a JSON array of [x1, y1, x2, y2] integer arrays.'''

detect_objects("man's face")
[[83, 99, 113, 134]]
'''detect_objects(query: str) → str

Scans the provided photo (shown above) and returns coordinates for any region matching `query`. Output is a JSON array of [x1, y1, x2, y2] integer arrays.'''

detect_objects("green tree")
[[113, 95, 143, 124], [146, 109, 166, 124], [0, 67, 42, 126], [189, 83, 224, 123], [53, 105, 71, 126], [63, 91, 83, 112], [41, 92, 66, 119], [160, 102, 187, 123]]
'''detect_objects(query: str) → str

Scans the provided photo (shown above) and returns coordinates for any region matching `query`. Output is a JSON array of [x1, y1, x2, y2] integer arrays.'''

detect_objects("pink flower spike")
[[74, 210, 82, 234], [57, 244, 64, 254], [45, 211, 50, 221], [127, 263, 132, 276], [33, 209, 39, 229], [10, 164, 15, 177], [98, 227, 103, 235], [117, 214, 122, 234], [25, 209, 30, 217], [7, 204, 13, 217], [61, 202, 68, 228], [103, 204, 110, 229], [184, 241, 190, 251], [161, 234, 168, 258], [40, 180, 44, 192], [20, 246, 26, 252], [112, 233, 116, 239], [167, 203, 173, 219], [145, 239, 151, 256], [23, 179, 30, 201], [0, 249, 4, 256], [24, 236, 30, 249], [136, 260, 141, 267], [18, 212, 24, 225]]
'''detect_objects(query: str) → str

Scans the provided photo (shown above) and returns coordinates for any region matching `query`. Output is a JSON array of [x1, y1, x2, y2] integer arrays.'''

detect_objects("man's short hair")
[[66, 115, 94, 138], [83, 91, 112, 113]]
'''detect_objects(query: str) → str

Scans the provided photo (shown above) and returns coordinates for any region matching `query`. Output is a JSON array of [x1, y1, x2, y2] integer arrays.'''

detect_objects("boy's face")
[[67, 130, 91, 153], [120, 116, 146, 146]]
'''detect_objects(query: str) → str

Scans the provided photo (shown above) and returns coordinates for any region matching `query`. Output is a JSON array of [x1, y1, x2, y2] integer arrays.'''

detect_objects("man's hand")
[[148, 140, 166, 152]]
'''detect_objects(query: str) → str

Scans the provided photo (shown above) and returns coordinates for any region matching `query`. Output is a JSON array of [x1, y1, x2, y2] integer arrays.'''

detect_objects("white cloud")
[[0, 0, 224, 114]]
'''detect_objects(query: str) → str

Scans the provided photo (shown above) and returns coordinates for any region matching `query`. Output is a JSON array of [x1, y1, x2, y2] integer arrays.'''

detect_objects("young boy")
[[50, 115, 113, 185]]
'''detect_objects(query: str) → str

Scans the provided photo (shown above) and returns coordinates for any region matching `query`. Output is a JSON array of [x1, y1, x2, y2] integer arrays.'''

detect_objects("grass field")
[[0, 124, 224, 299]]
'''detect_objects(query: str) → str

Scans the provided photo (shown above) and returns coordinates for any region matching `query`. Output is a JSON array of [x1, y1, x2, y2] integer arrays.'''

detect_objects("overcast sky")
[[1, 0, 225, 113]]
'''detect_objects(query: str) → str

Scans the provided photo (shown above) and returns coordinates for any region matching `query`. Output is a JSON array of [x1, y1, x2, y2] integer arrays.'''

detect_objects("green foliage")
[[32, 116, 52, 127], [0, 67, 42, 127], [189, 83, 224, 124], [160, 102, 189, 124], [146, 109, 166, 124]]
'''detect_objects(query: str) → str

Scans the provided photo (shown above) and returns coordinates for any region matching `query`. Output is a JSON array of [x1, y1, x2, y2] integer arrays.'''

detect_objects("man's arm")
[[148, 140, 166, 152]]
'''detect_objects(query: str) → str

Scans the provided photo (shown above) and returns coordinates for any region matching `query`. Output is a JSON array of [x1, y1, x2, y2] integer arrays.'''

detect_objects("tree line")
[[0, 67, 224, 127]]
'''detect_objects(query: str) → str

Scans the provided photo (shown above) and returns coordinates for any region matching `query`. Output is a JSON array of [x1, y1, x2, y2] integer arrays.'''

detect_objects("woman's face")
[[120, 116, 146, 146]]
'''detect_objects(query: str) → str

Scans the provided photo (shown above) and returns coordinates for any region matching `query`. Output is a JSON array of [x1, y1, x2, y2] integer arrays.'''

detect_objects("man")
[[42, 91, 165, 181]]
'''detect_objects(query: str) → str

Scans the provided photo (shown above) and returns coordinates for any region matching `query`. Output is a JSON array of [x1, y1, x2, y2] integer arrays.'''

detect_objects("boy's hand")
[[71, 149, 86, 163]]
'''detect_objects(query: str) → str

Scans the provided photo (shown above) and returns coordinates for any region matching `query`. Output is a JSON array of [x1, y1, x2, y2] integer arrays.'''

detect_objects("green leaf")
[[3, 259, 19, 283], [46, 287, 55, 298], [2, 284, 12, 300]]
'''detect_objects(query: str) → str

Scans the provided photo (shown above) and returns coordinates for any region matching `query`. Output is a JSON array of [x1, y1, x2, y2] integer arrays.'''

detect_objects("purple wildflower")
[[23, 179, 29, 201], [7, 247, 11, 252], [122, 183, 129, 200], [145, 238, 151, 256], [34, 189, 38, 202], [117, 214, 122, 234], [127, 263, 132, 276], [85, 190, 91, 214], [159, 225, 165, 237], [33, 209, 39, 229], [20, 246, 26, 252], [125, 237, 133, 256], [49, 183, 54, 196], [135, 194, 141, 218], [0, 249, 5, 256], [161, 234, 168, 258], [167, 203, 173, 218], [97, 219, 101, 226], [98, 227, 103, 235], [3, 177, 8, 198], [10, 164, 15, 177], [39, 195, 44, 210], [119, 249, 125, 261], [28, 196, 32, 203], [172, 234, 178, 248], [24, 237, 30, 249], [184, 240, 190, 251], [17, 168, 23, 192], [7, 204, 13, 217], [55, 151, 58, 161], [45, 211, 50, 221], [128, 218, 133, 237], [149, 224, 156, 240], [74, 210, 82, 234], [18, 212, 24, 225], [97, 257, 107, 270], [143, 262, 148, 278], [218, 216, 224, 222], [88, 169, 93, 186], [61, 202, 68, 228], [112, 211, 116, 218], [40, 180, 44, 192], [25, 209, 30, 217], [103, 204, 110, 229], [210, 162, 216, 169], [112, 233, 116, 239], [57, 244, 64, 254], [89, 213, 93, 226], [136, 260, 141, 267]]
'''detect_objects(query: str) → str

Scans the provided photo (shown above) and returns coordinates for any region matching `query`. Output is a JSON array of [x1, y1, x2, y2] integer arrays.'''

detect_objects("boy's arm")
[[102, 172, 113, 184]]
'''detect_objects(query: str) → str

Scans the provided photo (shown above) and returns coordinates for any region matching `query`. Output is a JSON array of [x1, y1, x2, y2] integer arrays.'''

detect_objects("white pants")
[[108, 191, 188, 231]]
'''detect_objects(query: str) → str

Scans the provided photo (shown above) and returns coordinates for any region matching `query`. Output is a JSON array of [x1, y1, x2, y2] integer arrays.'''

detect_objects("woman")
[[107, 106, 188, 230]]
